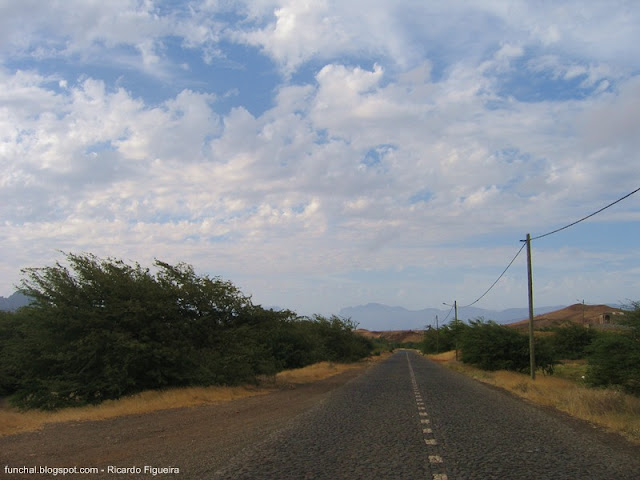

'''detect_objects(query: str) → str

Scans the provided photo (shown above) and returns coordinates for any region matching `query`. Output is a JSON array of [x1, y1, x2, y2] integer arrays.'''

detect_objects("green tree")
[[460, 319, 556, 374], [549, 324, 598, 360], [617, 301, 640, 340], [15, 253, 186, 407], [586, 302, 640, 396], [0, 309, 28, 396], [13, 253, 270, 408], [421, 323, 459, 354], [9, 252, 373, 409], [306, 315, 372, 363]]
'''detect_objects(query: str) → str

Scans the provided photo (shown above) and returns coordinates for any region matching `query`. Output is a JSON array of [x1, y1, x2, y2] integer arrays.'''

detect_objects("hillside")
[[356, 329, 423, 344], [356, 303, 628, 342], [341, 303, 565, 330], [508, 303, 625, 330]]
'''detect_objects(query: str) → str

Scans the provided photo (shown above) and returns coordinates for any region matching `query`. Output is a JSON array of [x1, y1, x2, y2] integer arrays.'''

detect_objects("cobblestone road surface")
[[3, 351, 639, 480], [213, 351, 640, 480]]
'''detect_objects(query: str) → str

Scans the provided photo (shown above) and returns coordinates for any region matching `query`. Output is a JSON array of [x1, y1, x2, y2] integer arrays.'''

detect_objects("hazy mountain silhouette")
[[339, 303, 566, 331], [0, 292, 32, 311]]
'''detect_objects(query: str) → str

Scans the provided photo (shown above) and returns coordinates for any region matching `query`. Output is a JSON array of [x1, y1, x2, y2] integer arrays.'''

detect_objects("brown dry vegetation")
[[356, 329, 424, 344], [428, 351, 640, 444], [273, 360, 373, 384], [0, 358, 386, 438], [0, 386, 272, 438], [508, 303, 624, 330]]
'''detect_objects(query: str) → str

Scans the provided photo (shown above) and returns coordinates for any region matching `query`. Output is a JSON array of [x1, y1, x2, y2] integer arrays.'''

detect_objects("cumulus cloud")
[[1, 1, 639, 314]]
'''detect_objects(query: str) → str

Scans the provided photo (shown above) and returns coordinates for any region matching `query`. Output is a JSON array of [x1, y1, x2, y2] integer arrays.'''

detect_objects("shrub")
[[586, 333, 640, 396], [0, 310, 27, 396], [8, 253, 372, 409], [460, 319, 556, 374], [549, 324, 598, 360], [585, 302, 640, 396], [422, 323, 458, 354]]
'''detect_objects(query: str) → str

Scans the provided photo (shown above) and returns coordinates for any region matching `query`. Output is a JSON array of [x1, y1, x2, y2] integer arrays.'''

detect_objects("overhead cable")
[[459, 242, 526, 308], [449, 185, 639, 313], [440, 303, 454, 324], [530, 186, 640, 241]]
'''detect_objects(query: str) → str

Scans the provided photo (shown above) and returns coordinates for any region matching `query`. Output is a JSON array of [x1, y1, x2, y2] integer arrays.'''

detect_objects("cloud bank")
[[1, 1, 639, 315]]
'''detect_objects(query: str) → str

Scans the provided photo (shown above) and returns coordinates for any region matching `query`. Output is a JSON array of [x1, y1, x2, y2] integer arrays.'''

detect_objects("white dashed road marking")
[[406, 352, 449, 480]]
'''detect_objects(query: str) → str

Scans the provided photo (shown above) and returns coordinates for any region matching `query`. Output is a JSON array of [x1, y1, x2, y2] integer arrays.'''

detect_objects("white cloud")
[[235, 0, 395, 75], [579, 76, 640, 153], [1, 1, 639, 315], [1, 1, 155, 53]]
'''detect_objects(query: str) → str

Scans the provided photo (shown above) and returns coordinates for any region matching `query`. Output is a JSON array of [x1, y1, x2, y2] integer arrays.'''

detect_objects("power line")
[[440, 303, 454, 323], [459, 242, 526, 308], [530, 186, 640, 241], [449, 185, 639, 313]]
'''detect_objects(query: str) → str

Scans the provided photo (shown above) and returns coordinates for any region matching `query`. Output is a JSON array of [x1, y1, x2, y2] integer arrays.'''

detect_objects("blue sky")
[[1, 0, 639, 319]]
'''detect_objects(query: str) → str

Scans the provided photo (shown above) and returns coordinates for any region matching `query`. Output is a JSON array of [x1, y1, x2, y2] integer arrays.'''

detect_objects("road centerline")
[[406, 351, 449, 480]]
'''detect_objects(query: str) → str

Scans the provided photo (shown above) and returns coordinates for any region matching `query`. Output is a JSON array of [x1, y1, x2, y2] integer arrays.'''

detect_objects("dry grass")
[[274, 361, 362, 384], [0, 358, 380, 438], [427, 351, 457, 363], [273, 354, 390, 385], [429, 352, 640, 444], [0, 385, 270, 437]]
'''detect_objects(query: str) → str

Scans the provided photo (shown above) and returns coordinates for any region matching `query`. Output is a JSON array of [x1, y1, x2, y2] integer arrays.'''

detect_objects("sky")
[[1, 0, 639, 318]]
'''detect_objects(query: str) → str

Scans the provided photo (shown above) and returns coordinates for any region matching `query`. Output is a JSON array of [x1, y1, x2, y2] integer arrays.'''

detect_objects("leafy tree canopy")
[[586, 301, 640, 396], [0, 252, 371, 410]]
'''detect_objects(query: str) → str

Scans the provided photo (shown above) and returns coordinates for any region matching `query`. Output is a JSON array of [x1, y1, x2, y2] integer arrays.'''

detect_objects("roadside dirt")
[[0, 367, 369, 479]]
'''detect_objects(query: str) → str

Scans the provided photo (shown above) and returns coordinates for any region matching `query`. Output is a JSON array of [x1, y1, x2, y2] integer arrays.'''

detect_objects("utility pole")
[[435, 315, 439, 354], [454, 300, 458, 324], [443, 300, 459, 360], [454, 300, 459, 361], [524, 233, 536, 380]]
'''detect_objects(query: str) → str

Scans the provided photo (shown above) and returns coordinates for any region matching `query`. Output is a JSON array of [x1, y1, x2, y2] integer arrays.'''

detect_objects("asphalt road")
[[213, 350, 640, 480]]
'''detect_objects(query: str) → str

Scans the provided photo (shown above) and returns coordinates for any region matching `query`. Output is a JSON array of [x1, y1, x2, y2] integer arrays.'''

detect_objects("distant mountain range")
[[0, 292, 32, 311], [1, 292, 619, 332], [339, 303, 568, 331]]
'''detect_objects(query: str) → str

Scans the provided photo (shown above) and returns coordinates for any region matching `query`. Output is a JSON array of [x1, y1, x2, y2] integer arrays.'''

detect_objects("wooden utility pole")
[[525, 233, 536, 380], [443, 300, 460, 360], [453, 300, 459, 361]]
